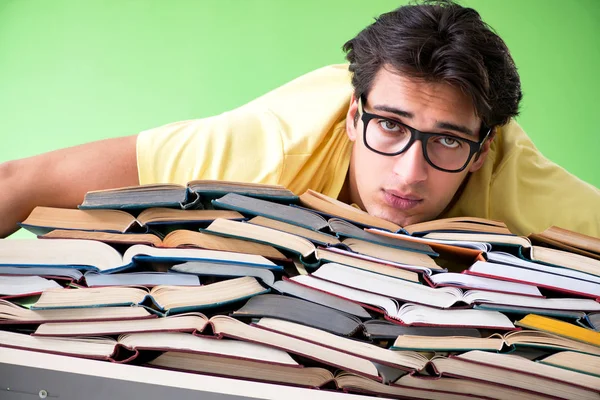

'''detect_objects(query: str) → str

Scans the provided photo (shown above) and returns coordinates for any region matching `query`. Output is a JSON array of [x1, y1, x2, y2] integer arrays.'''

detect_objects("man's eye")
[[378, 120, 401, 132], [439, 136, 461, 148]]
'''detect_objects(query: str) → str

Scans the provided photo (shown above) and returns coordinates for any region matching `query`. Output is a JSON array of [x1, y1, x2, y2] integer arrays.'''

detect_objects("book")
[[0, 266, 83, 282], [361, 320, 481, 340], [249, 210, 436, 257], [527, 246, 600, 278], [80, 184, 201, 210], [170, 261, 276, 287], [538, 351, 600, 377], [468, 260, 600, 298], [78, 180, 298, 210], [0, 239, 281, 273], [248, 215, 341, 246], [41, 229, 287, 260], [515, 314, 600, 347], [212, 193, 330, 231], [253, 317, 430, 371], [425, 272, 543, 297], [310, 262, 600, 314], [299, 189, 402, 232], [203, 218, 432, 280], [289, 275, 515, 329], [489, 249, 600, 282], [388, 373, 555, 400], [0, 275, 62, 298], [530, 225, 600, 260], [272, 279, 372, 319], [33, 312, 209, 336], [31, 276, 269, 315], [1, 328, 303, 367], [0, 330, 129, 362], [0, 299, 154, 324], [428, 350, 600, 398], [207, 315, 382, 381], [337, 372, 548, 400], [423, 232, 532, 248], [186, 180, 298, 202], [83, 271, 201, 287], [19, 206, 244, 235], [231, 294, 365, 337], [147, 351, 334, 388], [399, 216, 513, 236]]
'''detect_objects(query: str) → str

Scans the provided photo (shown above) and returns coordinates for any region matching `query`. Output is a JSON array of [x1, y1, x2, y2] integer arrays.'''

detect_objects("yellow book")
[[515, 314, 600, 347]]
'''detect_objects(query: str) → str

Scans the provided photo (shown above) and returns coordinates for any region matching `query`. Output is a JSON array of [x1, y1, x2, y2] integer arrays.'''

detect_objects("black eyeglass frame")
[[358, 95, 492, 173]]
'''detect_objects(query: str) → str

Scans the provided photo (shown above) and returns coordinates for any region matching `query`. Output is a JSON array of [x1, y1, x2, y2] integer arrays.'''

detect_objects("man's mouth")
[[382, 189, 423, 210]]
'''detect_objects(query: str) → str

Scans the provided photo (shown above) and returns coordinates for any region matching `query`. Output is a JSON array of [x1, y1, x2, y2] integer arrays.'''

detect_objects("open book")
[[0, 239, 281, 273], [40, 229, 287, 260], [300, 189, 512, 235], [79, 180, 297, 210], [390, 329, 600, 356], [428, 350, 600, 399], [31, 276, 269, 315], [0, 299, 154, 325], [530, 225, 600, 260], [20, 206, 244, 235], [288, 274, 515, 329]]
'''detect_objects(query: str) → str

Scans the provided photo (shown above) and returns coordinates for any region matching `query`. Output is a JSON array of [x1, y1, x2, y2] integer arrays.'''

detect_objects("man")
[[0, 1, 598, 239]]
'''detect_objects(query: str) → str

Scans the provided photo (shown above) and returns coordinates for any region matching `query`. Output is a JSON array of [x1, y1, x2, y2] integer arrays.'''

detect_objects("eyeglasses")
[[358, 95, 491, 173]]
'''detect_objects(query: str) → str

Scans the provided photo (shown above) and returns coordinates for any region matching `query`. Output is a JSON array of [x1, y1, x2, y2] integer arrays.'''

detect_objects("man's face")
[[345, 66, 491, 227]]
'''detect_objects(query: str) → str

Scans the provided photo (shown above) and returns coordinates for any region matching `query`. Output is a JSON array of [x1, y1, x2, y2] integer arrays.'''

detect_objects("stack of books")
[[1, 180, 599, 400]]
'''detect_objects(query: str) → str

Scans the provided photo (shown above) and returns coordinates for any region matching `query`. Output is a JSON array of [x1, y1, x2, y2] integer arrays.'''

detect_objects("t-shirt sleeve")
[[136, 106, 285, 186], [489, 122, 600, 237]]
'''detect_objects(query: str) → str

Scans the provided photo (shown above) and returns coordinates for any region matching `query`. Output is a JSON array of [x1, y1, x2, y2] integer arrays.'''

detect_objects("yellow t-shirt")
[[137, 64, 600, 237]]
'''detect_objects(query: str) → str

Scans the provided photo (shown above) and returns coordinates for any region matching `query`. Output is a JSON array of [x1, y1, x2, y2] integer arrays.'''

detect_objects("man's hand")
[[0, 135, 139, 238]]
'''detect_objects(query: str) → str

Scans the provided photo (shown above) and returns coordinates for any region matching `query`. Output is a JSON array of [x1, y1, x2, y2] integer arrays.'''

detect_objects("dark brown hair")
[[343, 0, 522, 131]]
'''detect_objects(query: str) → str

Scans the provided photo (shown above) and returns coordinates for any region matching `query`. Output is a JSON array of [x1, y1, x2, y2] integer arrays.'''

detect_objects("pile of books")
[[1, 180, 599, 400]]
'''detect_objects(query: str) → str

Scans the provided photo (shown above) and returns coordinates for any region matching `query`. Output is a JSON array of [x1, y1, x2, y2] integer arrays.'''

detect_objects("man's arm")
[[0, 135, 139, 238]]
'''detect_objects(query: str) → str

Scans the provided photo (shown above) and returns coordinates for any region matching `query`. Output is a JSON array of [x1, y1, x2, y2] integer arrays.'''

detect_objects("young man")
[[0, 1, 598, 239]]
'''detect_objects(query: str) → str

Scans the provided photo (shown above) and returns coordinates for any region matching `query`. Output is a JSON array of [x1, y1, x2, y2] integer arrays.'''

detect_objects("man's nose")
[[392, 140, 429, 184]]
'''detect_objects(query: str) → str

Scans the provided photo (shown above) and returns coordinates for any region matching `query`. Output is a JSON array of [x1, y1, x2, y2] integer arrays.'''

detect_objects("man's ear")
[[346, 93, 360, 142], [469, 129, 496, 172]]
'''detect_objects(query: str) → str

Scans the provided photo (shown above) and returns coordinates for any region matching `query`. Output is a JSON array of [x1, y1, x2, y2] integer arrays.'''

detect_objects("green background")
[[1, 0, 599, 239]]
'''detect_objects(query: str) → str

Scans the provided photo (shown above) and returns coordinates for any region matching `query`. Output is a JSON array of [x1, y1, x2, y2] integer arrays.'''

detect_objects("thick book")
[[231, 294, 365, 337], [80, 184, 201, 210], [467, 259, 600, 298], [392, 329, 600, 356], [524, 246, 600, 278], [428, 350, 600, 399], [253, 317, 430, 372], [79, 180, 298, 210], [0, 239, 281, 273], [30, 276, 269, 315], [515, 314, 600, 347], [207, 315, 382, 381], [1, 328, 302, 368], [337, 372, 547, 400], [32, 312, 210, 336], [538, 351, 600, 377], [0, 299, 154, 325], [148, 351, 334, 388], [288, 275, 515, 329], [530, 225, 600, 260], [41, 229, 287, 260], [0, 266, 83, 282], [20, 206, 244, 235]]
